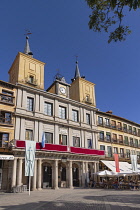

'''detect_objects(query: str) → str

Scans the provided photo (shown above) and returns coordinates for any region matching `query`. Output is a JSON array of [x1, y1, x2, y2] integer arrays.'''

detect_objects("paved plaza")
[[0, 188, 140, 210]]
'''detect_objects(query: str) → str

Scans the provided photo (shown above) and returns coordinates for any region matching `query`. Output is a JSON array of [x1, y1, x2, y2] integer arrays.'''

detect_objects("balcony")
[[117, 126, 122, 131], [0, 93, 15, 105], [119, 153, 125, 158], [25, 77, 38, 86], [112, 139, 118, 144], [0, 117, 13, 125], [123, 128, 127, 132], [111, 125, 117, 129], [98, 137, 105, 142], [15, 140, 105, 156], [118, 140, 123, 144], [105, 153, 113, 158]]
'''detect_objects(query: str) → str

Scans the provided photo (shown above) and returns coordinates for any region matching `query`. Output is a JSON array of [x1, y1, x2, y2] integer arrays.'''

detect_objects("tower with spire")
[[8, 36, 45, 89], [69, 60, 96, 107]]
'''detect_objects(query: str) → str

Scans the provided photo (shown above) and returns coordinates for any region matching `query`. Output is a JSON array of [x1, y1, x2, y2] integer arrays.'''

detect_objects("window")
[[118, 122, 122, 130], [87, 139, 92, 149], [124, 136, 129, 145], [133, 127, 137, 135], [111, 120, 116, 128], [131, 150, 135, 155], [105, 118, 110, 126], [59, 106, 66, 119], [59, 134, 67, 145], [126, 149, 130, 158], [106, 132, 111, 142], [29, 76, 34, 83], [138, 129, 140, 137], [137, 151, 140, 160], [98, 116, 103, 125], [27, 97, 34, 111], [44, 102, 53, 116], [25, 129, 33, 140], [130, 138, 134, 146], [1, 90, 13, 103], [86, 113, 90, 125], [119, 135, 123, 143], [134, 139, 138, 147], [128, 126, 132, 134], [99, 131, 104, 140], [100, 145, 105, 150], [107, 146, 112, 157], [120, 148, 124, 158], [0, 111, 12, 124], [113, 147, 118, 154], [72, 110, 78, 122], [73, 136, 80, 147], [45, 132, 53, 143], [123, 124, 127, 132], [112, 134, 117, 143], [0, 133, 9, 147]]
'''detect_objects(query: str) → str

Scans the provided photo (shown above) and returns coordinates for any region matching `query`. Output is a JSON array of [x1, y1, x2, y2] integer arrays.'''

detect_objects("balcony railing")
[[112, 139, 118, 143], [25, 77, 38, 86], [0, 117, 13, 125], [118, 140, 123, 144], [0, 93, 15, 105]]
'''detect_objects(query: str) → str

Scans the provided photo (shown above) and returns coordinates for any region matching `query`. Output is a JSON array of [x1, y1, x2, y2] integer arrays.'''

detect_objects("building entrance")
[[73, 164, 79, 187], [43, 166, 52, 188]]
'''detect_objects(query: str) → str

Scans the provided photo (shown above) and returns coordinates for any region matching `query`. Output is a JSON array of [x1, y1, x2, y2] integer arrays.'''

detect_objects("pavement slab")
[[0, 188, 140, 210]]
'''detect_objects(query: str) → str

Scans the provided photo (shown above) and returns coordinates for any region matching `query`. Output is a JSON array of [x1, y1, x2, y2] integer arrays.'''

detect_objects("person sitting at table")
[[129, 180, 134, 190], [112, 179, 118, 190], [103, 179, 107, 188]]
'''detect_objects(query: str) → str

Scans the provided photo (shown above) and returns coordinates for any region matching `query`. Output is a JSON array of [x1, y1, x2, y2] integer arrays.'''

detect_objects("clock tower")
[[47, 73, 70, 98]]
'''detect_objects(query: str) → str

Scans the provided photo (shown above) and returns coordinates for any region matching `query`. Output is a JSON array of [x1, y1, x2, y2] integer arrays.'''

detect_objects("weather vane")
[[75, 55, 78, 63], [24, 29, 32, 38]]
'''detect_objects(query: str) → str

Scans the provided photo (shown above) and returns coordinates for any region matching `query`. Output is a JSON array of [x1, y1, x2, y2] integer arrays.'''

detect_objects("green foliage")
[[86, 0, 140, 43]]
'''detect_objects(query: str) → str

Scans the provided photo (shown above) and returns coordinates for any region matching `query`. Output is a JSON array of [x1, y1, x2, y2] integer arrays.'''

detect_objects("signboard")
[[0, 155, 14, 160]]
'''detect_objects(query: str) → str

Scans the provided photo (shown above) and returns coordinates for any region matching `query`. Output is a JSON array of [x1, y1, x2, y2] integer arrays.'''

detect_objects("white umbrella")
[[95, 170, 115, 177]]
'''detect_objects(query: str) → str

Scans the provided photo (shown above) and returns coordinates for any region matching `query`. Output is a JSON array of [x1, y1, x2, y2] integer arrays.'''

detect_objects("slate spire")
[[24, 36, 33, 57]]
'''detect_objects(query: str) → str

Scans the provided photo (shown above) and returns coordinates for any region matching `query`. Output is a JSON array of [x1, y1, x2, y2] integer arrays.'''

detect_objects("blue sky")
[[0, 0, 140, 123]]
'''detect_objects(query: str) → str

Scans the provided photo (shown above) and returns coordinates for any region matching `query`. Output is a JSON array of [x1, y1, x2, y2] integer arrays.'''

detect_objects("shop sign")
[[0, 155, 14, 160]]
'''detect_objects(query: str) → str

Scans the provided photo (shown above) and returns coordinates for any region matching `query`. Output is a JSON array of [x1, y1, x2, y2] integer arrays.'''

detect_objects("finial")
[[75, 55, 78, 64], [24, 30, 33, 57]]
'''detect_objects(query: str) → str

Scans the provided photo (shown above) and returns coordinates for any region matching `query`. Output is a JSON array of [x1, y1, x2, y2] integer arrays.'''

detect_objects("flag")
[[131, 155, 137, 172], [88, 139, 92, 149], [67, 145, 71, 152], [42, 132, 45, 148], [114, 154, 120, 172], [25, 140, 36, 176]]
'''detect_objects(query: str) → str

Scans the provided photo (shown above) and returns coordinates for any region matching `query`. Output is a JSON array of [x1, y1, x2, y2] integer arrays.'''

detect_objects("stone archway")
[[72, 163, 79, 187], [42, 162, 52, 188]]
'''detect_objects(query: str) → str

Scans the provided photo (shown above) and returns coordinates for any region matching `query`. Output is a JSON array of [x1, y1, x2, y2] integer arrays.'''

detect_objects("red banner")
[[114, 154, 120, 172]]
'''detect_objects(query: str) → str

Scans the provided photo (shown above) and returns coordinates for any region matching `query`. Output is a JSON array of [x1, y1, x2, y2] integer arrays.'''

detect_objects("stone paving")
[[0, 188, 140, 210]]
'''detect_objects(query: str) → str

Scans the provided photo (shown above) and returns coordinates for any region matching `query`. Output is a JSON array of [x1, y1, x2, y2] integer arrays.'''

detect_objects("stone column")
[[17, 158, 23, 186], [69, 161, 73, 189], [94, 162, 97, 182], [11, 158, 17, 187], [37, 159, 42, 190], [32, 159, 37, 190], [54, 160, 58, 189], [90, 163, 94, 180]]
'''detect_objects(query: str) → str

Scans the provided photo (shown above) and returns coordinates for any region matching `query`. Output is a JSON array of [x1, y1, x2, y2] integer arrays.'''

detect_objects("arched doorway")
[[43, 163, 52, 188], [72, 163, 79, 187]]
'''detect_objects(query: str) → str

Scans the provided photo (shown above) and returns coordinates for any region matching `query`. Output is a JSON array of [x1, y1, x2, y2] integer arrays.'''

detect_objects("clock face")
[[60, 87, 66, 94]]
